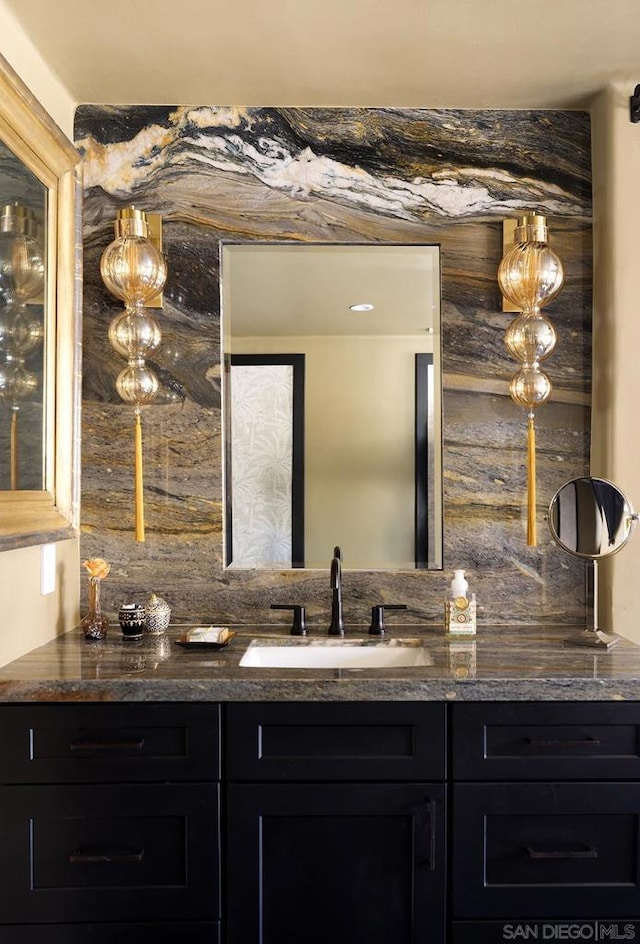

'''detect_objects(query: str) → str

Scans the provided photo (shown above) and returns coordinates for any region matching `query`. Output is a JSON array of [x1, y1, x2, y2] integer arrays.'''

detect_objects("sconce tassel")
[[527, 413, 536, 547], [10, 409, 18, 490], [134, 411, 145, 543]]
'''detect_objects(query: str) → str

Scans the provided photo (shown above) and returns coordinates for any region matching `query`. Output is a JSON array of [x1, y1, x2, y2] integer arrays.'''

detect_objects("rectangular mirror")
[[0, 55, 81, 549], [222, 243, 442, 570]]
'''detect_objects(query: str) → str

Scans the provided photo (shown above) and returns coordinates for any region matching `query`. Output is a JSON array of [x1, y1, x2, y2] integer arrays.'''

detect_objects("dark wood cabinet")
[[227, 781, 445, 944], [0, 703, 221, 943], [451, 702, 640, 944], [225, 702, 447, 944], [3, 698, 640, 943]]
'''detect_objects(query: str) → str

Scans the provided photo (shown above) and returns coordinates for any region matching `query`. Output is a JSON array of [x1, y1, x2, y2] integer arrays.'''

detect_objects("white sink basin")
[[239, 641, 433, 669]]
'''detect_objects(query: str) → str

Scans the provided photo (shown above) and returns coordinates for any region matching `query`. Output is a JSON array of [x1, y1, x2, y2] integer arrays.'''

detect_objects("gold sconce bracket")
[[145, 213, 163, 308], [501, 218, 518, 313]]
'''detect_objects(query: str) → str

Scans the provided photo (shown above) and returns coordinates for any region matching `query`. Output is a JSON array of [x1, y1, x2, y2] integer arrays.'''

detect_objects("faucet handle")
[[271, 604, 307, 636], [368, 604, 407, 636]]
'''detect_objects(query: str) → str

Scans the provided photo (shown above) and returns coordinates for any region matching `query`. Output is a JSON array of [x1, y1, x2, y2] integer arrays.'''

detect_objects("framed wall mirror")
[[0, 55, 81, 549], [222, 243, 442, 571]]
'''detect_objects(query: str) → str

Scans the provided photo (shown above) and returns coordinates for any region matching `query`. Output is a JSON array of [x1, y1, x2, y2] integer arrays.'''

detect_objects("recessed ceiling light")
[[349, 303, 374, 312]]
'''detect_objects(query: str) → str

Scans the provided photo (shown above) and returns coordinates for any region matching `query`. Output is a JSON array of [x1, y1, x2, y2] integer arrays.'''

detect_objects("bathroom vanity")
[[0, 624, 638, 943]]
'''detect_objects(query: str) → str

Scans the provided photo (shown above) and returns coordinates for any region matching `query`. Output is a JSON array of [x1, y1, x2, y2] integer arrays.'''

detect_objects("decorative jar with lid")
[[145, 593, 171, 635]]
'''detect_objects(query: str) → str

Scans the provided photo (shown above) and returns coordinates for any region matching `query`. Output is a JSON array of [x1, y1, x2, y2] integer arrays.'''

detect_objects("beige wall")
[[0, 0, 75, 138], [1, 540, 80, 664], [0, 3, 79, 667], [591, 80, 640, 642]]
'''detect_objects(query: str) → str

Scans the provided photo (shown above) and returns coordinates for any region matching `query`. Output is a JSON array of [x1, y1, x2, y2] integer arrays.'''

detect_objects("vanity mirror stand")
[[547, 475, 638, 650]]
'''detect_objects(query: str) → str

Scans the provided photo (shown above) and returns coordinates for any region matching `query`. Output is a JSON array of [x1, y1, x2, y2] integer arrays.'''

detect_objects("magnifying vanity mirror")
[[222, 243, 442, 571], [0, 54, 80, 548], [548, 476, 638, 650]]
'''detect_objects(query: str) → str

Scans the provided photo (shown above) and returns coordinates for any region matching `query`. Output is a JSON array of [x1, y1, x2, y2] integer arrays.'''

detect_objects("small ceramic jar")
[[145, 593, 171, 635], [118, 602, 146, 639]]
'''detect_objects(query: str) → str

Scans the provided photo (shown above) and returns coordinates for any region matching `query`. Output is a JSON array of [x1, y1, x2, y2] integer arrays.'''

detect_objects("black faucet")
[[328, 545, 344, 636]]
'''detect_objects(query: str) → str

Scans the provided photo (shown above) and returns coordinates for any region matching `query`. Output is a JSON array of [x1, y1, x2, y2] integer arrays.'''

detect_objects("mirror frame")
[[548, 475, 636, 561], [0, 55, 81, 550]]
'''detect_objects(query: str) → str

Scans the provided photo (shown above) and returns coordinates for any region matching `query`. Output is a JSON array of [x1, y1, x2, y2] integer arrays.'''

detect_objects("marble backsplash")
[[75, 106, 592, 627]]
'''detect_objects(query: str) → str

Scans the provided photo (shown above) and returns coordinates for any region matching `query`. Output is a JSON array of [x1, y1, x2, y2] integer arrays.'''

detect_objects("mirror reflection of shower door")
[[415, 353, 436, 569], [227, 355, 305, 567]]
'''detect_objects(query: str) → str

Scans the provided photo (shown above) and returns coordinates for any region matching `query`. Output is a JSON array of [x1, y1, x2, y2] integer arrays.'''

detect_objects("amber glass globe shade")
[[498, 242, 564, 313], [108, 308, 161, 359], [0, 361, 38, 401], [504, 311, 557, 363], [0, 304, 43, 357], [100, 236, 166, 308], [510, 365, 552, 410], [0, 232, 45, 304], [115, 362, 159, 406]]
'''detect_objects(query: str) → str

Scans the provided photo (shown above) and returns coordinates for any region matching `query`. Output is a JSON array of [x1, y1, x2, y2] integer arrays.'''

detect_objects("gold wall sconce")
[[100, 205, 167, 542], [498, 212, 564, 547], [0, 202, 45, 489]]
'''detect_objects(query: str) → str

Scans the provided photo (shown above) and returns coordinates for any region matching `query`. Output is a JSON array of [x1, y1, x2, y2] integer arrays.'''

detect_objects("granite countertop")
[[0, 623, 640, 702]]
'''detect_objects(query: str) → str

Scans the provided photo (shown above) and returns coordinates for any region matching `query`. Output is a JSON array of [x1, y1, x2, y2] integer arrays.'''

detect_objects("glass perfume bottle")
[[81, 557, 111, 640]]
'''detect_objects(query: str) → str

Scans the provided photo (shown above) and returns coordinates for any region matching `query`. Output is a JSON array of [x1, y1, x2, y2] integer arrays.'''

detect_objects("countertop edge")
[[0, 677, 634, 703]]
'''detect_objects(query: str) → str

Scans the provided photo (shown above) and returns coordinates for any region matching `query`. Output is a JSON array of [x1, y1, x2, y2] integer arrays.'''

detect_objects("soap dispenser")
[[445, 569, 476, 636]]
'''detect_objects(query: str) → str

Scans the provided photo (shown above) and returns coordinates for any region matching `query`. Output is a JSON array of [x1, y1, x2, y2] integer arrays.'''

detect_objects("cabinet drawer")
[[0, 703, 220, 783], [0, 924, 220, 943], [452, 702, 640, 780], [226, 702, 446, 781], [453, 782, 640, 918], [0, 783, 219, 924]]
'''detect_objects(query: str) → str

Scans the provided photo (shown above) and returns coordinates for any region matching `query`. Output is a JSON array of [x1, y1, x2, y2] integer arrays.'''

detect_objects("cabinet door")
[[227, 782, 445, 944]]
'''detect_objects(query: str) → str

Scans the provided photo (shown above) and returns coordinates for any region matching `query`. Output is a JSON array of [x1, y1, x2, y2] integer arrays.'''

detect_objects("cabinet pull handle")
[[69, 846, 145, 864], [413, 798, 437, 871], [428, 798, 437, 871], [525, 737, 601, 748], [70, 737, 145, 753], [525, 844, 598, 860]]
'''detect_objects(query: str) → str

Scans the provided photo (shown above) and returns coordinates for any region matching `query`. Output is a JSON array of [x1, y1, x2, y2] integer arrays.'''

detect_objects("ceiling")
[[4, 0, 640, 109], [224, 245, 440, 337]]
